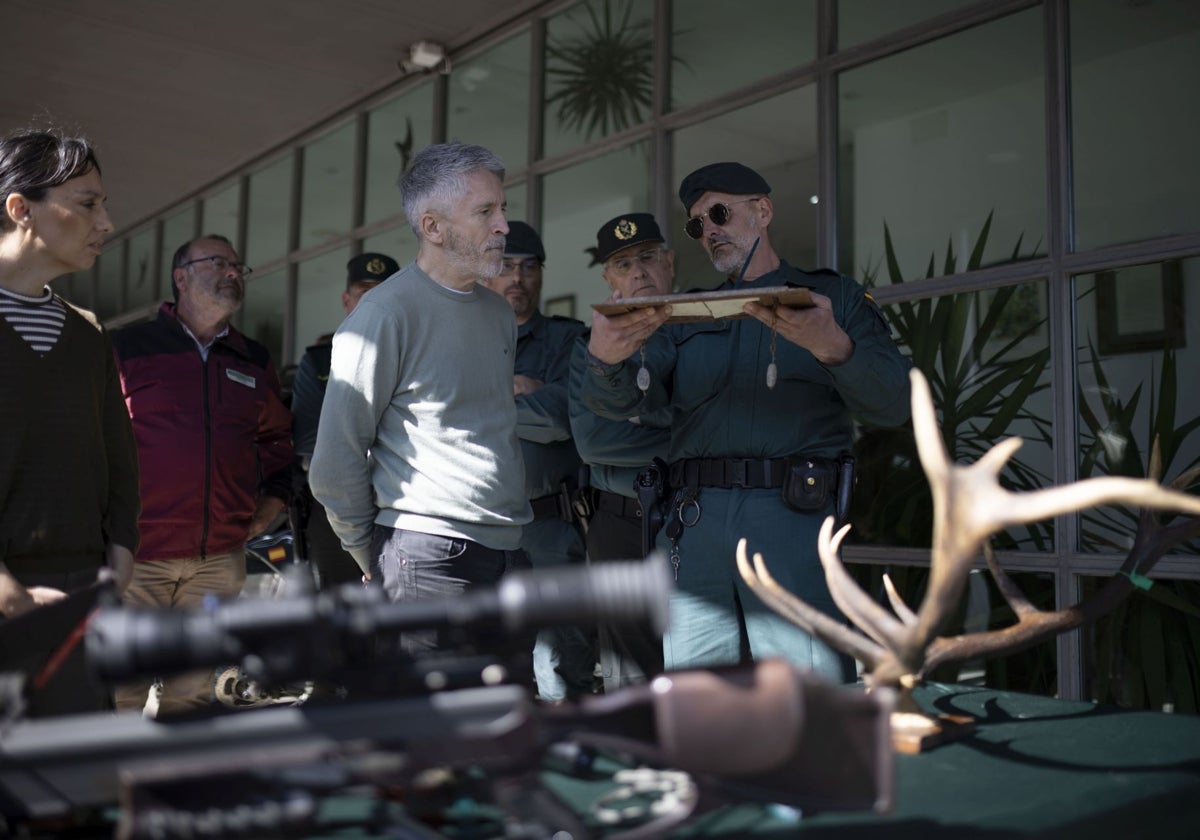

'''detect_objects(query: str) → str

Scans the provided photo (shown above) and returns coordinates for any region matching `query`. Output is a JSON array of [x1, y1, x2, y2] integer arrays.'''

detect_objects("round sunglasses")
[[683, 196, 762, 240]]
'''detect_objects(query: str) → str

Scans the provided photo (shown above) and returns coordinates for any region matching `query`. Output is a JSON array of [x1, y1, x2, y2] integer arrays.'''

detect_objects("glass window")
[[671, 87, 818, 292], [1074, 257, 1200, 554], [201, 182, 241, 242], [1083, 576, 1200, 712], [541, 143, 652, 315], [365, 84, 434, 225], [162, 205, 196, 275], [447, 32, 531, 173], [295, 247, 352, 362], [95, 246, 123, 318], [837, 0, 977, 48], [362, 228, 419, 271], [504, 182, 527, 226], [300, 121, 356, 250], [241, 267, 286, 368], [245, 155, 293, 267], [853, 283, 1054, 550], [671, 0, 815, 111], [126, 227, 158, 309], [1071, 0, 1200, 250], [54, 270, 92, 309], [544, 0, 655, 158], [838, 8, 1046, 282]]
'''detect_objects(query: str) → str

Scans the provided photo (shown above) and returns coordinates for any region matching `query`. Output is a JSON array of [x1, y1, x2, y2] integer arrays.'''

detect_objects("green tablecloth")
[[532, 682, 1200, 839], [294, 682, 1200, 838]]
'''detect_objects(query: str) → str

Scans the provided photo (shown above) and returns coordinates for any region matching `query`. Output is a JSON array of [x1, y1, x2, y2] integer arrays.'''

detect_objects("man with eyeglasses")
[[580, 162, 912, 683], [112, 234, 293, 717], [479, 220, 594, 703], [291, 252, 399, 589], [568, 212, 673, 692]]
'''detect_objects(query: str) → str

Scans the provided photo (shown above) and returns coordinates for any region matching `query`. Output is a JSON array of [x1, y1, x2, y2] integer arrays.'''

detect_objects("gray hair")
[[399, 142, 505, 238]]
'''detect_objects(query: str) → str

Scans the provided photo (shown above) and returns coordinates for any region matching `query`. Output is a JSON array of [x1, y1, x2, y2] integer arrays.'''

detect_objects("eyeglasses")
[[605, 247, 664, 279], [499, 258, 541, 276], [181, 255, 253, 277], [683, 196, 762, 240]]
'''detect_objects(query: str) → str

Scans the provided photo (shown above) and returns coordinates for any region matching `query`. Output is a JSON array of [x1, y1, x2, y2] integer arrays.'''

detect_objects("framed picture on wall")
[[1095, 259, 1186, 355], [545, 294, 576, 319]]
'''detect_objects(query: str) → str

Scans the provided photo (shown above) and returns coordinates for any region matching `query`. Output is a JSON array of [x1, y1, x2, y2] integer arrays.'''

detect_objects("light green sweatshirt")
[[310, 263, 531, 571]]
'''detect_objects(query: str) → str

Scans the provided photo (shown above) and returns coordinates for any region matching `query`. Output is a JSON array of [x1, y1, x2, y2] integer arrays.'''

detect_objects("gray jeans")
[[368, 526, 532, 671]]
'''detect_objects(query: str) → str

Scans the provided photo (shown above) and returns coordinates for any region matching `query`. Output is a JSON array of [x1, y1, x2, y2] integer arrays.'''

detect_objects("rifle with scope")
[[0, 556, 894, 839]]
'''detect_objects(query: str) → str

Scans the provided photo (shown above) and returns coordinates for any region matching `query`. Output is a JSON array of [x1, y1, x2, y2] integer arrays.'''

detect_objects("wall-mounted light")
[[398, 40, 450, 75]]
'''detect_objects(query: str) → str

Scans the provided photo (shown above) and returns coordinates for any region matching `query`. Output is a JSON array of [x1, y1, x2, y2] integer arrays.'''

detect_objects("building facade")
[[61, 0, 1200, 709]]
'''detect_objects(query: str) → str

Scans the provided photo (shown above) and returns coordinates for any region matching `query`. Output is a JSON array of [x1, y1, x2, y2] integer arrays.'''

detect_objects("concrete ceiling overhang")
[[2, 0, 544, 235]]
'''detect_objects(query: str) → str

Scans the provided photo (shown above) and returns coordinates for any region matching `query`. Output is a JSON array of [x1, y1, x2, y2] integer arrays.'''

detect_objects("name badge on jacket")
[[226, 368, 256, 389]]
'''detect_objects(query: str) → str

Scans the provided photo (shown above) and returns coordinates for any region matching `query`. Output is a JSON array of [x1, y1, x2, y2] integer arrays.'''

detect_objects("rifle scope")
[[87, 554, 670, 682]]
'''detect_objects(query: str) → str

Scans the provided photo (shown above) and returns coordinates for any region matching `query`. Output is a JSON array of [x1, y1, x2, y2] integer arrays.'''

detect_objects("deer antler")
[[738, 368, 1200, 690]]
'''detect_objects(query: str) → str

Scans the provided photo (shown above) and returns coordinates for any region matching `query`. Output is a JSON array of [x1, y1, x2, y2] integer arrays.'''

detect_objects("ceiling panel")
[[2, 0, 544, 233]]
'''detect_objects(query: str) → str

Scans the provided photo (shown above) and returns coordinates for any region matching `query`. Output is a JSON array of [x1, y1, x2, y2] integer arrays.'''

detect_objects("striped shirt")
[[0, 285, 66, 355]]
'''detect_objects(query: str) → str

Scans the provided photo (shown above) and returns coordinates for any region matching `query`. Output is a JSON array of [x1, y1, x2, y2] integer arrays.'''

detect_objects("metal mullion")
[[652, 0, 671, 226], [527, 15, 546, 225], [283, 151, 303, 364], [1045, 0, 1080, 700], [350, 111, 368, 254], [816, 0, 837, 269]]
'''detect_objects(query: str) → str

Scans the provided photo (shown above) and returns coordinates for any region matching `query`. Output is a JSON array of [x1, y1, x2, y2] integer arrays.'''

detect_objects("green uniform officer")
[[482, 221, 592, 702], [580, 163, 912, 683], [568, 212, 675, 691], [292, 252, 399, 587]]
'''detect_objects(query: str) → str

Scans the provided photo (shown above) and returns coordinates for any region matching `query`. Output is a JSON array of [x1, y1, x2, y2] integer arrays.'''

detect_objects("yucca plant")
[[1077, 341, 1200, 712], [545, 0, 654, 140], [849, 212, 1055, 692], [853, 211, 1052, 550]]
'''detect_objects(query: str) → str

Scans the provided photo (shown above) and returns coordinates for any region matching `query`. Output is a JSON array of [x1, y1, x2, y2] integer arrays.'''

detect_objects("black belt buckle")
[[728, 459, 748, 489]]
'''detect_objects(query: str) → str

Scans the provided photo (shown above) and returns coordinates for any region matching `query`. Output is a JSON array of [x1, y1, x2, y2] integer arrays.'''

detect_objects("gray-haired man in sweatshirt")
[[310, 141, 532, 656]]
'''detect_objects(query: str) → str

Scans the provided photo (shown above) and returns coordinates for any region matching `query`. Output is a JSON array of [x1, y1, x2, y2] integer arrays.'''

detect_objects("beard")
[[709, 239, 750, 275], [445, 227, 504, 281]]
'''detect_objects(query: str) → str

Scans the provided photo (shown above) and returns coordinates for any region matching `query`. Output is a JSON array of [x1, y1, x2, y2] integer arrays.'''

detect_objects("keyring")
[[678, 498, 701, 527]]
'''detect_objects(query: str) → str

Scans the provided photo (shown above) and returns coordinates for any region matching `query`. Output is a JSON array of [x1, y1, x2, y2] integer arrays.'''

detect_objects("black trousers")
[[5, 567, 111, 718], [306, 497, 366, 588], [585, 506, 664, 692]]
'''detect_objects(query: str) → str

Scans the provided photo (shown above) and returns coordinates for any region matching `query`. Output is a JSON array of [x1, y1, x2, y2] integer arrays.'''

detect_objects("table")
[[539, 682, 1200, 839]]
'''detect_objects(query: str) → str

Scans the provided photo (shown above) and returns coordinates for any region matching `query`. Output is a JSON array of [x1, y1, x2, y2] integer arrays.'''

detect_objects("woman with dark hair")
[[0, 128, 140, 716]]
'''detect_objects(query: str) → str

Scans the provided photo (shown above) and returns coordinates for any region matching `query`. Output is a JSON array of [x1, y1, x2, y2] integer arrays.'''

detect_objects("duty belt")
[[530, 491, 573, 521], [592, 489, 642, 519], [668, 457, 793, 490]]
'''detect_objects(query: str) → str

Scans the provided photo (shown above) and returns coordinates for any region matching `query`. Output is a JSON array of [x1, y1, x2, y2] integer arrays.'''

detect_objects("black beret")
[[592, 213, 665, 265], [678, 162, 772, 214], [346, 252, 400, 288], [504, 221, 546, 263]]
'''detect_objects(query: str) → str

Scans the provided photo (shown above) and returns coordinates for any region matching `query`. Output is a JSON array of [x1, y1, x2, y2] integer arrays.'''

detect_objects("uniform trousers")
[[114, 550, 246, 717], [657, 487, 853, 684], [585, 504, 664, 692]]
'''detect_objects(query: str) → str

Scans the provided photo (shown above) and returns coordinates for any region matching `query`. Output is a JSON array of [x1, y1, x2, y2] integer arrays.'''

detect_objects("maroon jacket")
[[112, 302, 293, 561]]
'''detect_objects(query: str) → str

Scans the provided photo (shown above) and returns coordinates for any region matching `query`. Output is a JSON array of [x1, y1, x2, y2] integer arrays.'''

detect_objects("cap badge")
[[614, 219, 638, 240], [366, 258, 386, 275]]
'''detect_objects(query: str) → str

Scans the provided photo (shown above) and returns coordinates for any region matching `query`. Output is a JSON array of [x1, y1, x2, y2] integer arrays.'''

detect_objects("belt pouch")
[[782, 457, 833, 513]]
